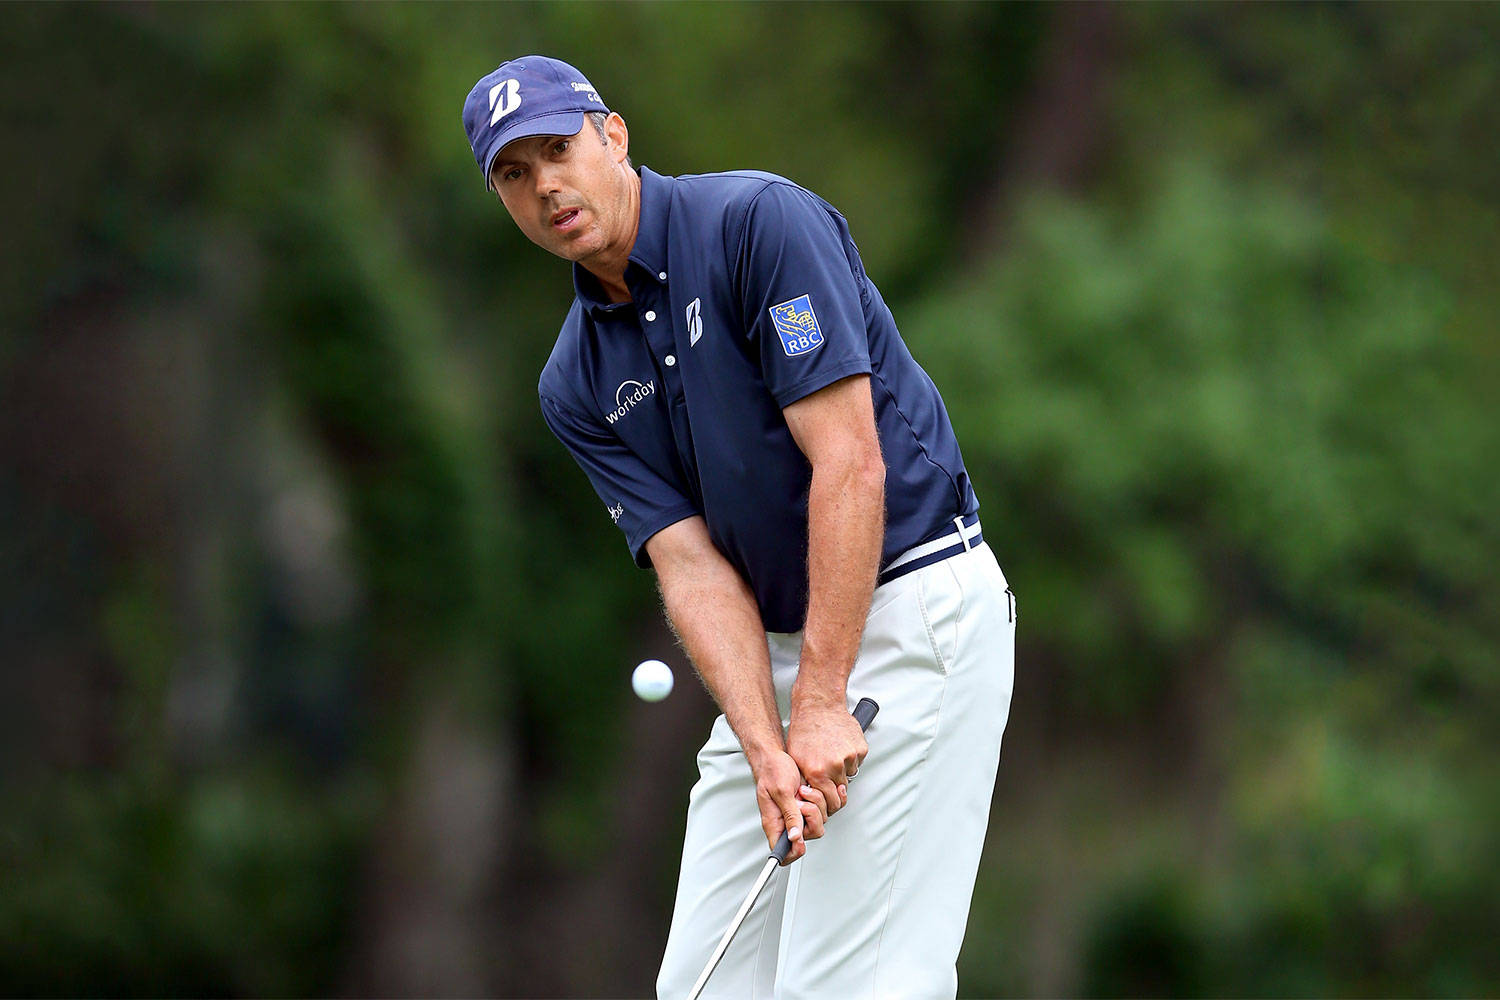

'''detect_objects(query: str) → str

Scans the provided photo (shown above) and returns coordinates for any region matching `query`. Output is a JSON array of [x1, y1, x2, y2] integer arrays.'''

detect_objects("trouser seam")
[[871, 582, 955, 988]]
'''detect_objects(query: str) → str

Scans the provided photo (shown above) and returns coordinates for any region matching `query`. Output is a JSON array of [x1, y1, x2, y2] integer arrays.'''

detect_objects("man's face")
[[490, 114, 633, 265]]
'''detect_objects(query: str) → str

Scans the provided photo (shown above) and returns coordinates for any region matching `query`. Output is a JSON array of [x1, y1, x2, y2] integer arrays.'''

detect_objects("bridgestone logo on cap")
[[489, 79, 521, 126]]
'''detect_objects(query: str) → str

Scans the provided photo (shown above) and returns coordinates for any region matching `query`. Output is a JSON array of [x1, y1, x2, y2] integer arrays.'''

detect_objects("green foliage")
[[3, 2, 1498, 996], [1083, 872, 1210, 998], [0, 768, 375, 996], [922, 155, 1498, 996], [916, 158, 1496, 720]]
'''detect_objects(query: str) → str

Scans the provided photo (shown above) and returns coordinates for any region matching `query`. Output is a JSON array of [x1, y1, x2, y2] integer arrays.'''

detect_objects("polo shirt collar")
[[572, 165, 672, 316], [627, 165, 671, 279]]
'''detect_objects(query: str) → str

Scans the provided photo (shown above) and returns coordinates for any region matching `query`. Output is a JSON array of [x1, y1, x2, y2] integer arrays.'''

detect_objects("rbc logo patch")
[[769, 295, 824, 357]]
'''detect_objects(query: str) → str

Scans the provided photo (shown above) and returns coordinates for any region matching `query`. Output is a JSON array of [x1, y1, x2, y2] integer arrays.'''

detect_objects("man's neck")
[[582, 169, 642, 304]]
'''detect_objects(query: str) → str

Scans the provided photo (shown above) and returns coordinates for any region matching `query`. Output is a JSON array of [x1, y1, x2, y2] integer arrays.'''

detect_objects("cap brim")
[[481, 110, 588, 190]]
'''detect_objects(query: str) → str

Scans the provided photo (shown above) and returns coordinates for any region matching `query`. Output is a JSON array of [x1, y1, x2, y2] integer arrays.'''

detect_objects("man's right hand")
[[751, 747, 829, 864]]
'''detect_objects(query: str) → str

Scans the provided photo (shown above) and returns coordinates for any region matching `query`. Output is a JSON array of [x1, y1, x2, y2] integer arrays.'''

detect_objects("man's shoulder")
[[667, 168, 817, 216], [672, 167, 792, 192], [662, 169, 839, 252]]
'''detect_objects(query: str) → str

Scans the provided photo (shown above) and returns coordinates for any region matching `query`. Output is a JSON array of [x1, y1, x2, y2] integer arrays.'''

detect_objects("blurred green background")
[[2, 2, 1497, 997]]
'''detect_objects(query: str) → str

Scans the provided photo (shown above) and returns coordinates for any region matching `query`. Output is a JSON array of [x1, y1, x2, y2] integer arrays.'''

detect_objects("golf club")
[[685, 696, 880, 1000]]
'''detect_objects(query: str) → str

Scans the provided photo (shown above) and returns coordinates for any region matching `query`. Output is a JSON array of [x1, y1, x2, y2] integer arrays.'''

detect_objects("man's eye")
[[504, 168, 522, 181], [554, 140, 569, 154]]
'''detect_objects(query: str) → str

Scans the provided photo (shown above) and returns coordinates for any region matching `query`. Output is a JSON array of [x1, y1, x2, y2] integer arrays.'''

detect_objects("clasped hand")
[[752, 704, 868, 865]]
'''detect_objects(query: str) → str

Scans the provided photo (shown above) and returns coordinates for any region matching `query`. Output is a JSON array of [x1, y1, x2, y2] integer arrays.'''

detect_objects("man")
[[463, 56, 1016, 999]]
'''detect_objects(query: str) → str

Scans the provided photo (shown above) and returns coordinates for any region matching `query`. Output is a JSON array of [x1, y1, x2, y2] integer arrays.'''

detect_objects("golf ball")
[[632, 659, 674, 702]]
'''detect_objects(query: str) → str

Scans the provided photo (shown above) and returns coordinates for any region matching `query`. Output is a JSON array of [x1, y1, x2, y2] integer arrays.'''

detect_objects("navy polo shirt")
[[538, 166, 977, 633]]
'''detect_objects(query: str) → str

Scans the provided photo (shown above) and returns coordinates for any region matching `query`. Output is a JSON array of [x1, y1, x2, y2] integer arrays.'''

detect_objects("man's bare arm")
[[647, 516, 827, 862], [781, 373, 886, 815]]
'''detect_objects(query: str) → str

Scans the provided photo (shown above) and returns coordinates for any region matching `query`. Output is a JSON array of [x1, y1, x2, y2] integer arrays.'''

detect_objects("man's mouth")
[[551, 207, 582, 231]]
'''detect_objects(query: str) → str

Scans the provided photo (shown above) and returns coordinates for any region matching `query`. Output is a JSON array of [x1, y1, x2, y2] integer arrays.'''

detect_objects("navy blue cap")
[[463, 56, 609, 191]]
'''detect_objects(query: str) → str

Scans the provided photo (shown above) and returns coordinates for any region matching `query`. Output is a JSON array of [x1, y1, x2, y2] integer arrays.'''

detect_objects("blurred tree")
[[925, 127, 1498, 1000], [2, 2, 1497, 997]]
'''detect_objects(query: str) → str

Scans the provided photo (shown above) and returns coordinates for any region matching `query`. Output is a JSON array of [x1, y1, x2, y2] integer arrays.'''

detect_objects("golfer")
[[463, 56, 1016, 999]]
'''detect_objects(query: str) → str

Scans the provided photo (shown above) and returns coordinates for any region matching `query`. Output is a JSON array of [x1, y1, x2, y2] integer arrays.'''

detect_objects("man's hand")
[[751, 747, 827, 864], [786, 702, 868, 819]]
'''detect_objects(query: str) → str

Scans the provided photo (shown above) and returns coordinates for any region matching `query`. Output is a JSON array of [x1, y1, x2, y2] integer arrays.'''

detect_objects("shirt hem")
[[629, 505, 702, 568], [771, 356, 874, 409]]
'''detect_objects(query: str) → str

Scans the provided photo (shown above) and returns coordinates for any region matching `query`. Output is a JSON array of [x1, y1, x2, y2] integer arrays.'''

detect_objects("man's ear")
[[607, 112, 630, 163]]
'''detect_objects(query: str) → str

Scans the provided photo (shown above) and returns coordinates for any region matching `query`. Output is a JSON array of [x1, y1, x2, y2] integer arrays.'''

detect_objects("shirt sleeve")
[[538, 392, 700, 568], [735, 182, 874, 408]]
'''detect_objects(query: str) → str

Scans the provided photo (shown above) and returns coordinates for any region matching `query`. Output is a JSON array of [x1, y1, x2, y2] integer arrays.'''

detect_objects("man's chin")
[[556, 237, 603, 265], [532, 235, 586, 263]]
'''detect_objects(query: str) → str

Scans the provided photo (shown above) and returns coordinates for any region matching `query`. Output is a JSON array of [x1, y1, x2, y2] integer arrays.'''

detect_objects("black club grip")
[[771, 697, 880, 864]]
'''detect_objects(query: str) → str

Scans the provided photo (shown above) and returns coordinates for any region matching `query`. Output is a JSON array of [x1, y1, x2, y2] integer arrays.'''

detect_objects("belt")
[[877, 513, 982, 587]]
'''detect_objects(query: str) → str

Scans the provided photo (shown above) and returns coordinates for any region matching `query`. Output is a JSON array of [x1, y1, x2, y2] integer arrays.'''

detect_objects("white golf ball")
[[632, 659, 675, 702]]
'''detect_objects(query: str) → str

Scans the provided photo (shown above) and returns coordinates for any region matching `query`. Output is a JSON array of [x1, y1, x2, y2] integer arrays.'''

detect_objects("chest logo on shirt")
[[605, 378, 655, 425], [769, 294, 825, 357], [686, 298, 704, 347]]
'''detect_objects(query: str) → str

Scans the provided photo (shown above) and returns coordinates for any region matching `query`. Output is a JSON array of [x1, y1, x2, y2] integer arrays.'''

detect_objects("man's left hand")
[[786, 702, 868, 817]]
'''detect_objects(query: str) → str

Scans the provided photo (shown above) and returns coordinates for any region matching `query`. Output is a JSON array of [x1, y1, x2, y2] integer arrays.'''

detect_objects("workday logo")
[[605, 379, 655, 425]]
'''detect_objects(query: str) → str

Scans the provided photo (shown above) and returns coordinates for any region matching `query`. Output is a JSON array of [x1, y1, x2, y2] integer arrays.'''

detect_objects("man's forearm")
[[792, 455, 886, 712], [657, 547, 784, 767]]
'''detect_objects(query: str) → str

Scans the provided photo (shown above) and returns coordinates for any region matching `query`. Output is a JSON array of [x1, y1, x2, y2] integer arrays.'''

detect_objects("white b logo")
[[686, 298, 703, 347], [488, 79, 521, 126]]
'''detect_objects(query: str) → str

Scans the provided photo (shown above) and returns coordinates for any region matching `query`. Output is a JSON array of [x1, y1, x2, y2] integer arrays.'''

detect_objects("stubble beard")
[[557, 206, 615, 266]]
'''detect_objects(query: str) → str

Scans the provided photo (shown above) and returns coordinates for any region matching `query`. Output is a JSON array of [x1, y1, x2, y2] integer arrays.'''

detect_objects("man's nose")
[[533, 161, 563, 199]]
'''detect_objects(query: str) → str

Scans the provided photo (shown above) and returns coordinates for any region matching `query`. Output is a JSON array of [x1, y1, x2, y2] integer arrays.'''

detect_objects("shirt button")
[[664, 355, 677, 367], [658, 271, 667, 280], [644, 310, 657, 322]]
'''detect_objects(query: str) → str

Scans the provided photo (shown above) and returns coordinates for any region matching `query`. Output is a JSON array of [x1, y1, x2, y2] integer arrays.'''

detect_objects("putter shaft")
[[684, 855, 779, 1000]]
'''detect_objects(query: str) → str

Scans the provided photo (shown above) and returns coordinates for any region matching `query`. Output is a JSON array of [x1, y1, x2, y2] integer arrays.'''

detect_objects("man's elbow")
[[817, 439, 885, 497], [857, 446, 886, 495], [645, 516, 718, 579]]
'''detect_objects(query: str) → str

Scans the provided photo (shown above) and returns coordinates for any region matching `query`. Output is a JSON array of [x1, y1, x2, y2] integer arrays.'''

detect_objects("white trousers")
[[657, 542, 1016, 1000]]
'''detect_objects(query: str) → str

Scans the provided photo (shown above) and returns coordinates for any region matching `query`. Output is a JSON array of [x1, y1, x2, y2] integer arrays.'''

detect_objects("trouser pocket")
[[917, 559, 964, 674]]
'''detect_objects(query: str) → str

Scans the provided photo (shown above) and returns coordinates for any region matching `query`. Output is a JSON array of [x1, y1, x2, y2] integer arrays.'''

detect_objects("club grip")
[[771, 697, 880, 864]]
